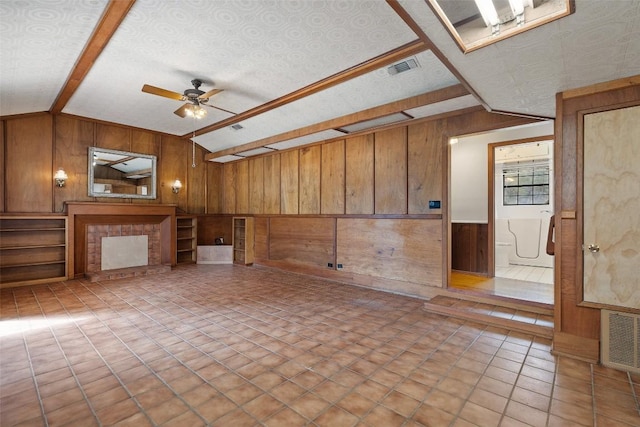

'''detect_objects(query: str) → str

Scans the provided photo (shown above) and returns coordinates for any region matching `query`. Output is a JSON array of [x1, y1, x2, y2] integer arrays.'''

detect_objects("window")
[[503, 162, 549, 205]]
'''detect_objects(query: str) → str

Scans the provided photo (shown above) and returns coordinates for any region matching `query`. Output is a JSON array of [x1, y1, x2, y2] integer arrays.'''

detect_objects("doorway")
[[489, 137, 554, 304], [449, 124, 555, 305]]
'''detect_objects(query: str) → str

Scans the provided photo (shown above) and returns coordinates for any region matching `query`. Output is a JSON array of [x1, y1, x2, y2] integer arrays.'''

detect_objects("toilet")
[[495, 242, 512, 267]]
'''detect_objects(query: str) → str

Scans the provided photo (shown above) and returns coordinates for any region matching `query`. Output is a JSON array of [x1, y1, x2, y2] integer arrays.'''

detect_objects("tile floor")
[[495, 266, 554, 286], [1, 265, 638, 426]]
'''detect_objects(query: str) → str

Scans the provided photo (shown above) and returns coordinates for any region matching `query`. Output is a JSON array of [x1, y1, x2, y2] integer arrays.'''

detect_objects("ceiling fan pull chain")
[[192, 129, 196, 168], [191, 115, 197, 168]]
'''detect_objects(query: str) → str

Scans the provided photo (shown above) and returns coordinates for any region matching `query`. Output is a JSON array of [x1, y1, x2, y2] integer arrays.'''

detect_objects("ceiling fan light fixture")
[[185, 104, 207, 119]]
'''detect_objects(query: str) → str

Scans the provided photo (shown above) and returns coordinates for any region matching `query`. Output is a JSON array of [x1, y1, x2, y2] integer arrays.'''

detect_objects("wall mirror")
[[88, 147, 157, 199]]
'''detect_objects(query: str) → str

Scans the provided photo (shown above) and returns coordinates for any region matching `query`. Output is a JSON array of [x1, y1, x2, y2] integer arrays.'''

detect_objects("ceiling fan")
[[141, 79, 235, 118]]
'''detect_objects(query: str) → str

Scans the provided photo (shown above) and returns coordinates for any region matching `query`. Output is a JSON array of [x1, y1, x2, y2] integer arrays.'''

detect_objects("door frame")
[[488, 135, 554, 279]]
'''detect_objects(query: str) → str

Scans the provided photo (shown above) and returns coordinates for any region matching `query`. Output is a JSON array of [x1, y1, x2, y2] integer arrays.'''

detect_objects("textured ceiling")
[[400, 0, 640, 117], [0, 0, 108, 115], [64, 0, 420, 137], [1, 0, 639, 161]]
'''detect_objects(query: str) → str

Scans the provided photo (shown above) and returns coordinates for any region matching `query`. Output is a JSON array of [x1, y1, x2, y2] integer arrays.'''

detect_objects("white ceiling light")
[[509, 0, 526, 26], [474, 0, 500, 34]]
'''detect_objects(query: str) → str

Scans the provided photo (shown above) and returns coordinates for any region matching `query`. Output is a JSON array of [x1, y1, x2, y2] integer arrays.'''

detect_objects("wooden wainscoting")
[[451, 222, 488, 274]]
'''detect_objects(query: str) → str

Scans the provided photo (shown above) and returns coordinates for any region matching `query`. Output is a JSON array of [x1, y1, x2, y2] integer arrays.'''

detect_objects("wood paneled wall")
[[337, 218, 443, 288], [2, 107, 537, 299], [345, 134, 374, 214], [280, 150, 299, 214], [269, 217, 335, 269], [217, 109, 532, 219], [211, 109, 536, 298], [0, 121, 4, 212], [197, 214, 233, 246], [321, 140, 345, 214], [451, 223, 488, 274], [0, 113, 210, 214], [5, 115, 54, 212], [553, 78, 640, 362], [206, 162, 224, 214], [375, 127, 408, 214], [219, 122, 446, 217]]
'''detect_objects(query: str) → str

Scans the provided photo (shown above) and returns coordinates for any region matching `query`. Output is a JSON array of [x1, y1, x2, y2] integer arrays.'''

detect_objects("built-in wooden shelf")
[[233, 217, 254, 265], [0, 215, 68, 288], [176, 216, 197, 264]]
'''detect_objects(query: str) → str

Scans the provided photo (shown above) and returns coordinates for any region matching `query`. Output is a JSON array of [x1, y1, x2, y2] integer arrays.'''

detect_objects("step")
[[85, 264, 171, 282], [423, 295, 553, 339]]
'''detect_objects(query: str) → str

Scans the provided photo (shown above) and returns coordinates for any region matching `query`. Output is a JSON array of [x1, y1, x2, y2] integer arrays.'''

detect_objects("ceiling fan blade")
[[174, 103, 190, 118], [142, 84, 184, 101], [202, 103, 236, 116], [199, 88, 223, 99]]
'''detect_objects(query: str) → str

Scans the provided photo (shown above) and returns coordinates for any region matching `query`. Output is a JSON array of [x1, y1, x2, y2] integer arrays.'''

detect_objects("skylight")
[[427, 0, 574, 53]]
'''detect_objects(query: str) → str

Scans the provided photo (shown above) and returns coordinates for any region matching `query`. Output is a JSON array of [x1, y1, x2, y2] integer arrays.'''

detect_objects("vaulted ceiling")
[[1, 0, 638, 162]]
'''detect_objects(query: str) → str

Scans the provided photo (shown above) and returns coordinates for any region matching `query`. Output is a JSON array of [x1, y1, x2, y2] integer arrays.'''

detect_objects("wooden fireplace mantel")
[[65, 202, 177, 279]]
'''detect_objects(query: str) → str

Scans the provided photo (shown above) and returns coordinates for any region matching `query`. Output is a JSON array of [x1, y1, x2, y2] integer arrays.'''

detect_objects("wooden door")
[[583, 105, 640, 309]]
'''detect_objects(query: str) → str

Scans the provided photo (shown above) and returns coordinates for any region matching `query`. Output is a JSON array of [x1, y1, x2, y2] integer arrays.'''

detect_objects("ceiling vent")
[[388, 58, 419, 75], [230, 124, 244, 131]]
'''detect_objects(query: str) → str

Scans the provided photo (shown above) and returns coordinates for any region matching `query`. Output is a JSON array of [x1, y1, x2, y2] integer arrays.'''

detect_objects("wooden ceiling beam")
[[204, 84, 470, 160], [189, 40, 429, 138], [387, 0, 489, 112], [50, 0, 135, 114]]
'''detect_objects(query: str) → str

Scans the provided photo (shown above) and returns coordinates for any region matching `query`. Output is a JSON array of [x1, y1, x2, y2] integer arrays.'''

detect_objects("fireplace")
[[65, 202, 177, 279], [86, 225, 159, 272]]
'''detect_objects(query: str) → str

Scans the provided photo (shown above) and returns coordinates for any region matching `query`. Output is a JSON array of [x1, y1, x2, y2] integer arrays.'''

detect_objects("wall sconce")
[[54, 168, 68, 187], [171, 179, 182, 194]]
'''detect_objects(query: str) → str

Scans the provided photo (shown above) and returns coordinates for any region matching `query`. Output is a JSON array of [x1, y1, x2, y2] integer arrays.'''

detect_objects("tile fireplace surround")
[[86, 224, 160, 273], [64, 202, 177, 279]]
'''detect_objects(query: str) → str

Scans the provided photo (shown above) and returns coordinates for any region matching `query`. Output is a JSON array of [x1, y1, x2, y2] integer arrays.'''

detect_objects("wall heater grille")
[[601, 310, 640, 374]]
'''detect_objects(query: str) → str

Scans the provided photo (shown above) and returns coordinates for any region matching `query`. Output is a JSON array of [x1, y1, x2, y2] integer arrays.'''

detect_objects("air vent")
[[230, 124, 243, 131], [388, 58, 419, 75], [601, 310, 640, 374]]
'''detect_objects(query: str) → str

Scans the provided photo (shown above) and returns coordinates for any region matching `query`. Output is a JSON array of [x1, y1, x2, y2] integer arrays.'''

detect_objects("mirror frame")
[[88, 147, 157, 199]]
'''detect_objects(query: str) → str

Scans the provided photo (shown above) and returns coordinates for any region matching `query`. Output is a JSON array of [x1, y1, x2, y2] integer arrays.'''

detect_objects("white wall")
[[451, 121, 554, 223]]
